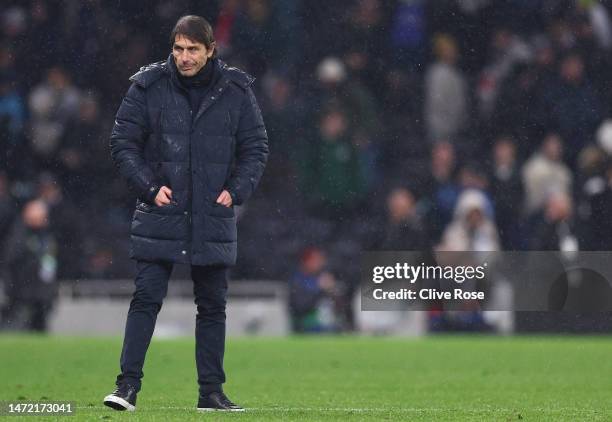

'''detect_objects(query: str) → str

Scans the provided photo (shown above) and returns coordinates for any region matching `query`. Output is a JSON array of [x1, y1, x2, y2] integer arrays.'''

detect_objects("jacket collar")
[[166, 54, 254, 89], [163, 54, 256, 124], [129, 55, 255, 91]]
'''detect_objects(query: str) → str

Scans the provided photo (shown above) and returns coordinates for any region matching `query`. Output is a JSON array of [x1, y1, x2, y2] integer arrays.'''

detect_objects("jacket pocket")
[[131, 210, 188, 240], [209, 201, 234, 218], [136, 199, 154, 212]]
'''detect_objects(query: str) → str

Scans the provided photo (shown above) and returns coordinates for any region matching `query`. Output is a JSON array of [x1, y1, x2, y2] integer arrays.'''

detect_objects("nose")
[[178, 51, 189, 63]]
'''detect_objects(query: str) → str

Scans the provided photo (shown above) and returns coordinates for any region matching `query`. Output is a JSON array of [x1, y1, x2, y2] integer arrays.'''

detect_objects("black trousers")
[[115, 260, 228, 396]]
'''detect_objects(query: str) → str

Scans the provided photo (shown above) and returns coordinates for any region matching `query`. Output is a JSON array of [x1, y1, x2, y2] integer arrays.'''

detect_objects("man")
[[1, 199, 57, 332], [103, 15, 268, 412]]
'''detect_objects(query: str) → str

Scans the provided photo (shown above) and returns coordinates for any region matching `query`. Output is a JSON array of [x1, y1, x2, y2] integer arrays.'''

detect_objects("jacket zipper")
[[188, 108, 193, 257]]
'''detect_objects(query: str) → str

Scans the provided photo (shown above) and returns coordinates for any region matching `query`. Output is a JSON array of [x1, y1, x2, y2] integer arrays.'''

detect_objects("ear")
[[207, 42, 216, 58]]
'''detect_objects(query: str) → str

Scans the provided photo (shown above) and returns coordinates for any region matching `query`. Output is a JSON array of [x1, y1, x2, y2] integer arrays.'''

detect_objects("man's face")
[[172, 34, 214, 77]]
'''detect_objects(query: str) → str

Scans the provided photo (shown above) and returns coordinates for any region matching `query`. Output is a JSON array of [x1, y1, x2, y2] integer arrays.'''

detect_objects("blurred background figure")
[[373, 186, 431, 252], [425, 33, 467, 143], [0, 172, 16, 258], [423, 141, 459, 244], [299, 104, 369, 218], [543, 52, 603, 165], [433, 189, 499, 333], [0, 69, 25, 175], [488, 136, 524, 250], [522, 133, 572, 218], [438, 189, 499, 253], [288, 247, 342, 333], [529, 190, 578, 252], [1, 199, 57, 332], [28, 66, 81, 171]]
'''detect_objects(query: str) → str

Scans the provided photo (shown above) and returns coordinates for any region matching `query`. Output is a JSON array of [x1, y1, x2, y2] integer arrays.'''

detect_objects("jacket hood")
[[453, 189, 493, 221]]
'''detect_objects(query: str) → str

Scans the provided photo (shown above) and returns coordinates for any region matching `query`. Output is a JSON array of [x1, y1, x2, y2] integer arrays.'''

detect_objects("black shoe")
[[103, 383, 137, 411], [197, 391, 244, 412]]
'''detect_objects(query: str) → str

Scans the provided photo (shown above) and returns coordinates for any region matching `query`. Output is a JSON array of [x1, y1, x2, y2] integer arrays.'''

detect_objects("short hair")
[[170, 15, 216, 56]]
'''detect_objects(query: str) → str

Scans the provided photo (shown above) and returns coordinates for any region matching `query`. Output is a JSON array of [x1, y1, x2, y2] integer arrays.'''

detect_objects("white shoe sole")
[[197, 407, 245, 412], [103, 394, 136, 411]]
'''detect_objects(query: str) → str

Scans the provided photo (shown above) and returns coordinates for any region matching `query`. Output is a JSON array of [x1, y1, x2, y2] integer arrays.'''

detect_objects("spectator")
[[0, 172, 15, 256], [542, 52, 604, 164], [299, 104, 368, 217], [437, 189, 500, 252], [1, 199, 58, 332], [23, 0, 62, 85], [425, 33, 468, 143], [389, 0, 427, 70], [522, 133, 572, 216], [458, 162, 490, 193], [28, 66, 81, 169], [490, 37, 558, 154], [476, 27, 532, 119], [579, 0, 612, 51], [231, 0, 301, 76], [57, 94, 110, 205], [339, 0, 390, 94], [0, 69, 26, 176], [309, 57, 380, 141], [37, 173, 83, 279], [258, 71, 302, 196], [373, 186, 431, 251], [575, 147, 612, 250], [214, 0, 241, 58], [489, 136, 524, 249], [529, 190, 578, 252], [0, 70, 24, 142], [288, 247, 341, 333], [423, 141, 460, 244]]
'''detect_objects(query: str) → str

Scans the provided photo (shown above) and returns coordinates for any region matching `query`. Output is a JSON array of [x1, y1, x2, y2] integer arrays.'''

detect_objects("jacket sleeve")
[[109, 83, 161, 204], [226, 87, 269, 206]]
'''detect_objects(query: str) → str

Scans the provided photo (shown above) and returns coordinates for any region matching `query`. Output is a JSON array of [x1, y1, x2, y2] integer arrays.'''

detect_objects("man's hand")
[[154, 186, 173, 206], [216, 190, 233, 207]]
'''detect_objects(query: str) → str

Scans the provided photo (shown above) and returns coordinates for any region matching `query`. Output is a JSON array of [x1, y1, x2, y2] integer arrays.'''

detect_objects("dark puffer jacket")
[[110, 55, 268, 266]]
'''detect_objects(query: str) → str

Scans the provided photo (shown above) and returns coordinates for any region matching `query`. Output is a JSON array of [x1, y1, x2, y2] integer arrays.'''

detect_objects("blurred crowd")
[[2, 0, 612, 330]]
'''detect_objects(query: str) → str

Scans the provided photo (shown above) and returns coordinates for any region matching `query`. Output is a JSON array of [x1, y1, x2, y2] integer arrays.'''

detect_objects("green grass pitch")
[[1, 334, 611, 421]]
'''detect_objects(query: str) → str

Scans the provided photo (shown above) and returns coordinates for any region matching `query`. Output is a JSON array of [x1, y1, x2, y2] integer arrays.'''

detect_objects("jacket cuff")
[[145, 183, 161, 204], [227, 188, 240, 206]]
